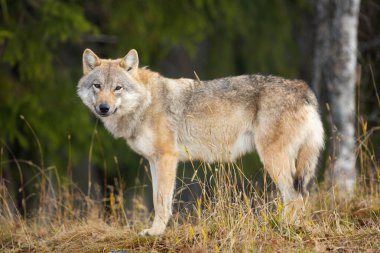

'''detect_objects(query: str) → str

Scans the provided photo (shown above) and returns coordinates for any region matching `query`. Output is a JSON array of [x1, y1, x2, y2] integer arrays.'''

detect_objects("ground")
[[1, 166, 379, 252]]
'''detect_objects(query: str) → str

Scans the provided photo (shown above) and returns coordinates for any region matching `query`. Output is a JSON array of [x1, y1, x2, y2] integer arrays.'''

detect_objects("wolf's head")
[[77, 49, 150, 118]]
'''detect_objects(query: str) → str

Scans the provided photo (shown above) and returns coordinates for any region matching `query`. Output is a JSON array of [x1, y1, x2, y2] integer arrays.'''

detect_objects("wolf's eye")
[[115, 86, 123, 91], [93, 83, 101, 89]]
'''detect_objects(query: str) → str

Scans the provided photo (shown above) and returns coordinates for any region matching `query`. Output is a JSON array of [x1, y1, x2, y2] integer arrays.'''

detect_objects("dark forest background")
[[0, 0, 379, 212]]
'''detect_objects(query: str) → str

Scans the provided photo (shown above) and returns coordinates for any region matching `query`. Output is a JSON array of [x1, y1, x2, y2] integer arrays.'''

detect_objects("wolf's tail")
[[294, 107, 324, 196]]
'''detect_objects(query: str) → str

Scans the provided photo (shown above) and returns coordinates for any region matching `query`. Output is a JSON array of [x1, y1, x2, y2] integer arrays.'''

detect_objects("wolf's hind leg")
[[139, 154, 178, 236], [264, 152, 303, 204], [255, 139, 304, 222]]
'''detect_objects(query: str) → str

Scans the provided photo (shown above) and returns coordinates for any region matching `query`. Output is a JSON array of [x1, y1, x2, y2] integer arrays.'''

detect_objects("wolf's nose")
[[99, 104, 110, 113]]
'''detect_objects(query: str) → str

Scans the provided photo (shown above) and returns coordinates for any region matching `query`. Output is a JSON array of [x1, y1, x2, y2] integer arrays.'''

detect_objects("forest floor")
[[1, 165, 380, 253]]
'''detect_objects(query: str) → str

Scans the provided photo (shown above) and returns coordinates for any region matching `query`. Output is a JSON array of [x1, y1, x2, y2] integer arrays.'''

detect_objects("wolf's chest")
[[126, 128, 155, 158]]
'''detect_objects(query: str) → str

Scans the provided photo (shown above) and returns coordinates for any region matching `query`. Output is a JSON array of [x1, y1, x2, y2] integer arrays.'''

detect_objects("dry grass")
[[0, 159, 379, 253]]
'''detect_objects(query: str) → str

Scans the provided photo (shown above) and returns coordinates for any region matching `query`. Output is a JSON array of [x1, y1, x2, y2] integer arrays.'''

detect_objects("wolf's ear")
[[83, 49, 101, 75], [120, 49, 139, 71]]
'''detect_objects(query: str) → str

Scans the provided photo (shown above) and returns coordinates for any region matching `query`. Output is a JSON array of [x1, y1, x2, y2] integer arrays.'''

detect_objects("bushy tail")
[[294, 109, 324, 196]]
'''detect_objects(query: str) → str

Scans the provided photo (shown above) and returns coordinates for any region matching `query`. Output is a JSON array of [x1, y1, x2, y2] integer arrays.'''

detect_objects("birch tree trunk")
[[312, 0, 361, 200]]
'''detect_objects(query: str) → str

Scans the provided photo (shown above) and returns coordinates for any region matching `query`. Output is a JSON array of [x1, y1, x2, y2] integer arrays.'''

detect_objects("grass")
[[0, 158, 379, 252]]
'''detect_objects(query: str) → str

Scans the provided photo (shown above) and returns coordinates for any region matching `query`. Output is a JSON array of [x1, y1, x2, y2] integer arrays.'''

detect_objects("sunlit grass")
[[0, 153, 379, 252]]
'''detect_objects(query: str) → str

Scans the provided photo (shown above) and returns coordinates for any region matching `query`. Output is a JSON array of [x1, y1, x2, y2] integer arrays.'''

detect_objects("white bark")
[[313, 0, 360, 200]]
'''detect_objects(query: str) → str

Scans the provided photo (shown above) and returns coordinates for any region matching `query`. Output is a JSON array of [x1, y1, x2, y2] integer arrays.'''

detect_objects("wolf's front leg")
[[139, 154, 178, 236]]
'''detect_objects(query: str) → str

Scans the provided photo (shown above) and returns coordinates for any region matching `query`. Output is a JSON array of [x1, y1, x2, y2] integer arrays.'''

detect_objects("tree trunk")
[[312, 0, 360, 200]]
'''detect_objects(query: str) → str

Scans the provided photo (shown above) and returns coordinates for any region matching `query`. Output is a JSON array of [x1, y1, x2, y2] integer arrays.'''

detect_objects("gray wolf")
[[77, 49, 324, 236]]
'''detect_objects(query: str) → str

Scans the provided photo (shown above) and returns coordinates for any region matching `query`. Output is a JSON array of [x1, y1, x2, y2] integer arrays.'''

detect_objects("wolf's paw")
[[283, 197, 305, 225], [138, 227, 165, 237]]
